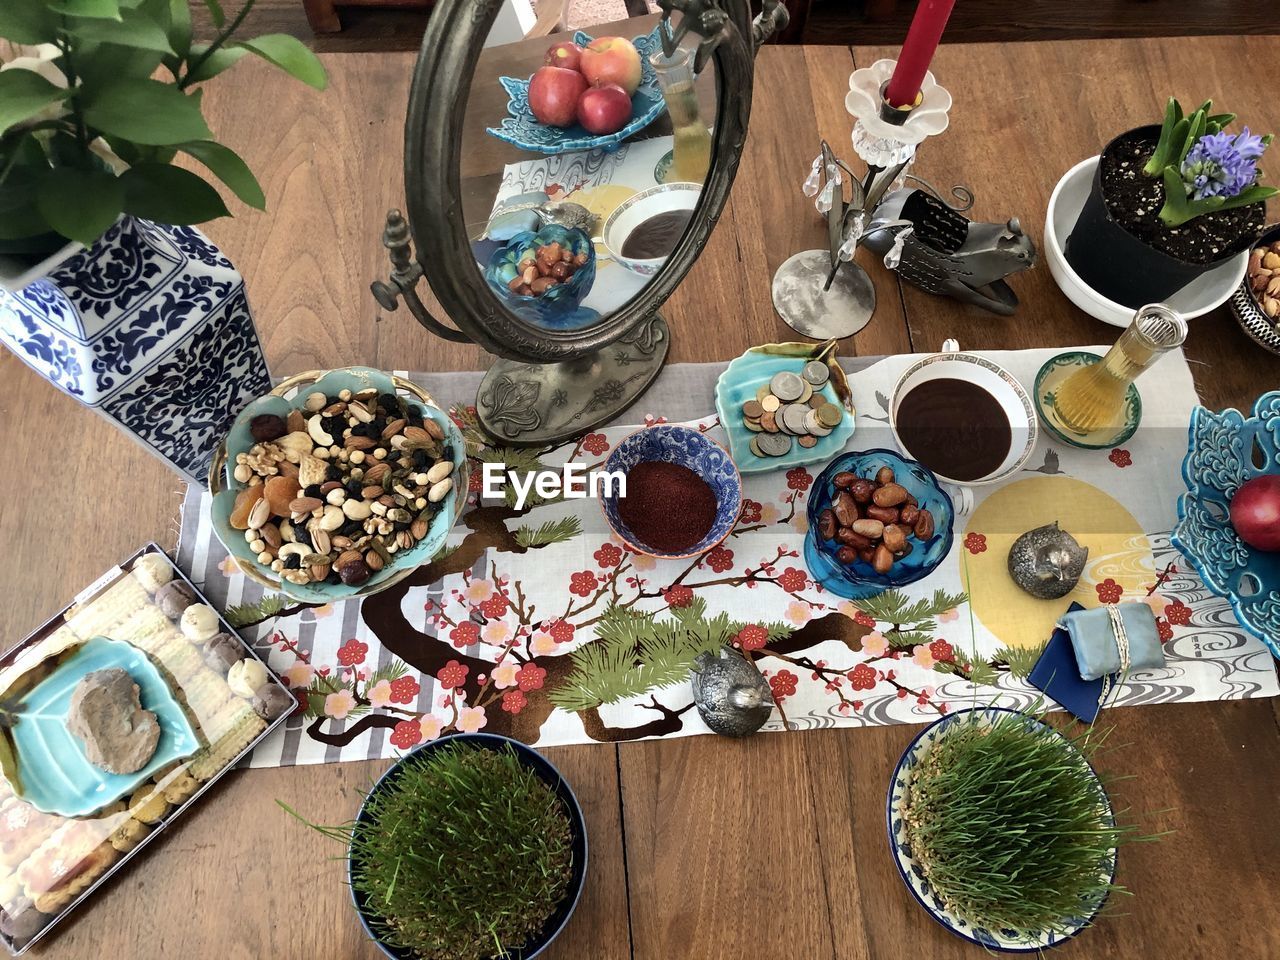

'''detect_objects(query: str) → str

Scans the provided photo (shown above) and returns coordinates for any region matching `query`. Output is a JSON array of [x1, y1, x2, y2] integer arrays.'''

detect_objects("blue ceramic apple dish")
[[1171, 390, 1280, 657], [485, 27, 667, 155], [805, 449, 954, 600], [485, 224, 599, 329]]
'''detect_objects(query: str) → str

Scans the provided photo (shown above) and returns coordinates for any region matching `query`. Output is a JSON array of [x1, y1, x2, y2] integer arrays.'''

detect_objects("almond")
[[364, 549, 385, 572], [403, 425, 431, 444], [289, 496, 323, 514], [336, 549, 363, 569], [362, 484, 385, 499], [411, 518, 428, 540], [286, 409, 306, 434], [422, 418, 445, 441], [323, 401, 347, 416], [345, 435, 374, 451], [363, 462, 390, 483], [382, 418, 407, 440]]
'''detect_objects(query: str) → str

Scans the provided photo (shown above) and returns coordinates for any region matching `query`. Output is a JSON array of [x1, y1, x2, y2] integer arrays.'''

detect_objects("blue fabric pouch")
[[1059, 602, 1165, 681]]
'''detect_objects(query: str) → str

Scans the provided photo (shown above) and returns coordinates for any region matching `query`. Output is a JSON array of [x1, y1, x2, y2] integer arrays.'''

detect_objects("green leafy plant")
[[0, 0, 326, 257], [283, 741, 575, 960], [1139, 97, 1276, 227], [902, 708, 1158, 937]]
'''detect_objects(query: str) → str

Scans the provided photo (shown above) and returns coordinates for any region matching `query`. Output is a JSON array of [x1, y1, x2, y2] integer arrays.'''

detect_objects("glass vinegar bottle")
[[649, 47, 712, 184]]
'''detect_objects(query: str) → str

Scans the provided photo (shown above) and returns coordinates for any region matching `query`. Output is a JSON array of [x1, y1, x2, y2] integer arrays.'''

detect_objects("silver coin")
[[783, 404, 811, 435], [804, 409, 833, 437], [770, 371, 804, 402], [757, 432, 793, 457], [802, 361, 830, 386]]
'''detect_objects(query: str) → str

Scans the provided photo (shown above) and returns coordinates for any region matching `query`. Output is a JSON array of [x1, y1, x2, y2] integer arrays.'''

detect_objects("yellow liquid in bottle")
[[662, 80, 711, 184]]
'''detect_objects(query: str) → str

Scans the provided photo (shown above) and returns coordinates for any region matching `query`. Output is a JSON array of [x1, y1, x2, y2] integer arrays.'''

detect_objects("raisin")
[[304, 484, 322, 498], [283, 554, 301, 570]]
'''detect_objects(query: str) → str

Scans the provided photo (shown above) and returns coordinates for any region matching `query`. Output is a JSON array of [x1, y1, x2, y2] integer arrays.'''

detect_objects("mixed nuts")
[[228, 386, 455, 588], [506, 240, 588, 297], [1247, 240, 1280, 333], [818, 465, 936, 575]]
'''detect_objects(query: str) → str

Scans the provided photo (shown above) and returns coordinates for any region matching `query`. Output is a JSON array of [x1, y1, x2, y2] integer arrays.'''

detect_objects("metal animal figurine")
[[1007, 521, 1090, 600], [690, 645, 774, 738], [480, 195, 597, 241], [863, 187, 1037, 315]]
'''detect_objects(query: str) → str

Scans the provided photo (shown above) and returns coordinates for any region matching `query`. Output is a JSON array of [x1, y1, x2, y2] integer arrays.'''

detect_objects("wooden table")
[[4, 30, 1279, 960]]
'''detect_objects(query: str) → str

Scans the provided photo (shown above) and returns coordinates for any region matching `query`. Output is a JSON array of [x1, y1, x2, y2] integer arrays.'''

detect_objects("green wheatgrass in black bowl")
[[286, 737, 580, 960]]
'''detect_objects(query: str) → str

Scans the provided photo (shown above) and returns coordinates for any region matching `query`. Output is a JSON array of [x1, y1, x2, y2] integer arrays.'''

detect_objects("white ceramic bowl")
[[1044, 156, 1248, 327], [600, 182, 701, 277], [889, 341, 1038, 487]]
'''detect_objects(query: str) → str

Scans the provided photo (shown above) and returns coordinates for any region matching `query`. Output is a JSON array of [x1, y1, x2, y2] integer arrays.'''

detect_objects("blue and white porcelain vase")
[[0, 217, 271, 484]]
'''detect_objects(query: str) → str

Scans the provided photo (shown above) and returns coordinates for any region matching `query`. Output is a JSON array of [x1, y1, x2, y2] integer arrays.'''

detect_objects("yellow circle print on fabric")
[[960, 475, 1153, 649]]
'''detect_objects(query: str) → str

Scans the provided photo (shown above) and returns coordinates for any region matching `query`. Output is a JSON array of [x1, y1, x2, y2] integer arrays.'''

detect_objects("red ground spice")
[[618, 460, 717, 554]]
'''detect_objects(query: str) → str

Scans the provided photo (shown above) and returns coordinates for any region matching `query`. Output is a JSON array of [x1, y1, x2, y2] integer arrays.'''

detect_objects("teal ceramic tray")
[[713, 341, 856, 474], [3, 636, 198, 818]]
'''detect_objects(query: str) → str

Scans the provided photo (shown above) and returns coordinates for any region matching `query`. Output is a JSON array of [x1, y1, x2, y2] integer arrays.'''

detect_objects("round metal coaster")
[[771, 249, 876, 340]]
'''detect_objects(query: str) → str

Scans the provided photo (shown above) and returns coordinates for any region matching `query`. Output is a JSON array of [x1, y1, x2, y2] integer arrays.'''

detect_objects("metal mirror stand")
[[372, 0, 789, 446]]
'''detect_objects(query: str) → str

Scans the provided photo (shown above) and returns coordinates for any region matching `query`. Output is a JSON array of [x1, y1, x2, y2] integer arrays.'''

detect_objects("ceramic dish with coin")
[[209, 367, 469, 604], [713, 340, 855, 474]]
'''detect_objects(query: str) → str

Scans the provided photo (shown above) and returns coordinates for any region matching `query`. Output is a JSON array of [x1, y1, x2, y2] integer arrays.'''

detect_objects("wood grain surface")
[[2, 28, 1278, 960]]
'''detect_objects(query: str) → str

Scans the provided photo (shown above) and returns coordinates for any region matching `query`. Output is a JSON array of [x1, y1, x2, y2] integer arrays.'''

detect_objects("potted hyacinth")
[[0, 1, 325, 483], [1066, 98, 1276, 306]]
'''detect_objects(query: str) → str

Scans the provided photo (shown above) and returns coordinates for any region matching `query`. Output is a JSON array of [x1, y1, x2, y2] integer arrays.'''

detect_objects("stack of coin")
[[741, 361, 844, 458]]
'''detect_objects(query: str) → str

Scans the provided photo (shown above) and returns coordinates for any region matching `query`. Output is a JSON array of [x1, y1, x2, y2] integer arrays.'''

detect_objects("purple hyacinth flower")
[[1180, 128, 1268, 201]]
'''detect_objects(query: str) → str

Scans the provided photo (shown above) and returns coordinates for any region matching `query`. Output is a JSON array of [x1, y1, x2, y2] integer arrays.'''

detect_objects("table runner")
[[177, 350, 1279, 767]]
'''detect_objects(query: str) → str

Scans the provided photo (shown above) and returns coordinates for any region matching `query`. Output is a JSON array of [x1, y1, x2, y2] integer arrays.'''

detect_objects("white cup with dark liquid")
[[598, 182, 701, 277]]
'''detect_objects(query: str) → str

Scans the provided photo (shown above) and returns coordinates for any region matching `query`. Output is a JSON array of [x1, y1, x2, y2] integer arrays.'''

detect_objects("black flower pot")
[[348, 733, 588, 960], [1065, 125, 1254, 308]]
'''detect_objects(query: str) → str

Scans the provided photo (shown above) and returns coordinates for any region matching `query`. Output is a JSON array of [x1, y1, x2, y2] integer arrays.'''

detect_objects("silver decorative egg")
[[690, 645, 774, 738], [1007, 521, 1089, 599]]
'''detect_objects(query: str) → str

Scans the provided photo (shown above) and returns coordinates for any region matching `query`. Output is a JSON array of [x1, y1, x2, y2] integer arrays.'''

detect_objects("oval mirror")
[[376, 0, 785, 445]]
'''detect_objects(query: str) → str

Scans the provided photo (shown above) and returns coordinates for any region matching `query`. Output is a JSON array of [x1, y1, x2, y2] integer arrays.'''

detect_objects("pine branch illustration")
[[514, 516, 583, 549], [224, 593, 290, 628], [993, 640, 1049, 679]]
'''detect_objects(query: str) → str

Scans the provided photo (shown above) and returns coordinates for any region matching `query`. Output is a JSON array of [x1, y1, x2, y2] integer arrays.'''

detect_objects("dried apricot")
[[229, 485, 265, 530], [264, 475, 301, 517]]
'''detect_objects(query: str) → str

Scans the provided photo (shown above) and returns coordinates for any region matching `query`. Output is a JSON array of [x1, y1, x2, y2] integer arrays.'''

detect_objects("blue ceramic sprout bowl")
[[209, 367, 467, 604], [485, 27, 667, 155], [805, 449, 954, 600], [1172, 390, 1280, 657], [601, 424, 742, 559], [485, 225, 598, 329], [349, 733, 588, 960]]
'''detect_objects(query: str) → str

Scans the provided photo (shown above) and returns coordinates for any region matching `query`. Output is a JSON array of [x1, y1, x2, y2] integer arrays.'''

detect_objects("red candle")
[[885, 0, 956, 109]]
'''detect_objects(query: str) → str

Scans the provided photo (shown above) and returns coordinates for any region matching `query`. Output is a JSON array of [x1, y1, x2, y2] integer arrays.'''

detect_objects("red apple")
[[1231, 474, 1280, 552], [544, 41, 583, 73], [579, 36, 642, 96], [528, 65, 588, 128], [576, 83, 632, 135]]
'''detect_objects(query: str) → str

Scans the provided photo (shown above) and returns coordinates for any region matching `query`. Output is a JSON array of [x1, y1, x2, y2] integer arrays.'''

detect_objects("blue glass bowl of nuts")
[[209, 367, 468, 603], [485, 224, 598, 330], [804, 449, 955, 600]]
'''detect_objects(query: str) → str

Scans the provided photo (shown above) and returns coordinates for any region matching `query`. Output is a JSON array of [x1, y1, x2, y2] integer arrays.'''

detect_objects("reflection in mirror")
[[459, 10, 716, 333]]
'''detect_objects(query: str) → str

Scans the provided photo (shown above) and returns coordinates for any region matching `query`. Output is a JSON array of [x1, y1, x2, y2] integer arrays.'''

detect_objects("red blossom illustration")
[[547, 619, 575, 644], [336, 638, 368, 667], [389, 720, 422, 749], [468, 470, 483, 492], [515, 663, 546, 692], [1096, 578, 1123, 604], [502, 689, 528, 714], [705, 546, 734, 573], [740, 499, 763, 524], [437, 660, 469, 690], [847, 663, 877, 691], [449, 621, 480, 648], [1157, 618, 1174, 642], [1109, 448, 1133, 468], [581, 433, 609, 456], [389, 675, 420, 704], [785, 467, 813, 492], [594, 543, 623, 568], [929, 639, 954, 663], [769, 669, 798, 699], [735, 624, 769, 651], [569, 571, 599, 597], [777, 567, 808, 592], [663, 584, 694, 608], [1164, 599, 1192, 626], [852, 610, 876, 628], [963, 532, 988, 555], [479, 594, 509, 619]]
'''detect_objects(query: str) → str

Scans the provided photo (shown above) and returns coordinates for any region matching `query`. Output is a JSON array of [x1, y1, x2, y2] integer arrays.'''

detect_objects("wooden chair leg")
[[302, 0, 343, 34]]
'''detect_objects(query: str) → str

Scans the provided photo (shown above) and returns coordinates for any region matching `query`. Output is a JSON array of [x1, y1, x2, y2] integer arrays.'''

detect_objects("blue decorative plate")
[[600, 424, 742, 559], [804, 449, 953, 600], [2, 636, 198, 818], [887, 707, 1115, 952], [713, 342, 856, 474], [485, 27, 667, 155], [1171, 390, 1280, 656]]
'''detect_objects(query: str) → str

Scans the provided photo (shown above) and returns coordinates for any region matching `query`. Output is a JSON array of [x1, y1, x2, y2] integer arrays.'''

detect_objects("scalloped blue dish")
[[485, 28, 667, 155], [6, 636, 198, 818], [887, 707, 1115, 952], [484, 224, 599, 329], [1171, 390, 1280, 657]]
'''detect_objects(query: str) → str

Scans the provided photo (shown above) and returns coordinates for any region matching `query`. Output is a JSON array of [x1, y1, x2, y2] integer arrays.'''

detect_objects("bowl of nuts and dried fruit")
[[1230, 225, 1280, 356], [208, 367, 468, 602], [804, 450, 955, 600], [485, 224, 597, 329]]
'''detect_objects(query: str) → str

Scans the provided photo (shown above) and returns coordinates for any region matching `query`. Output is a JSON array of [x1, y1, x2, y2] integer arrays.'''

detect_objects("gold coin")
[[798, 434, 819, 448], [761, 394, 781, 413], [743, 417, 763, 432], [749, 436, 765, 458], [798, 381, 813, 404], [756, 385, 771, 403], [817, 402, 843, 428], [761, 410, 779, 433], [742, 399, 764, 419]]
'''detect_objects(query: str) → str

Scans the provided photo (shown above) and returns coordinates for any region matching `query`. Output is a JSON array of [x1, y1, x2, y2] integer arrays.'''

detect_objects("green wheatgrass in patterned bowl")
[[901, 709, 1157, 937], [285, 741, 574, 960]]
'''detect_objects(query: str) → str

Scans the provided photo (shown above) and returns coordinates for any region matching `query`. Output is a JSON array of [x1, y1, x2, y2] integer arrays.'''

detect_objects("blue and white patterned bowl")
[[485, 27, 667, 155], [887, 707, 1115, 952], [484, 224, 599, 329], [804, 449, 954, 600], [209, 367, 467, 604], [600, 424, 742, 559], [1171, 390, 1280, 657]]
